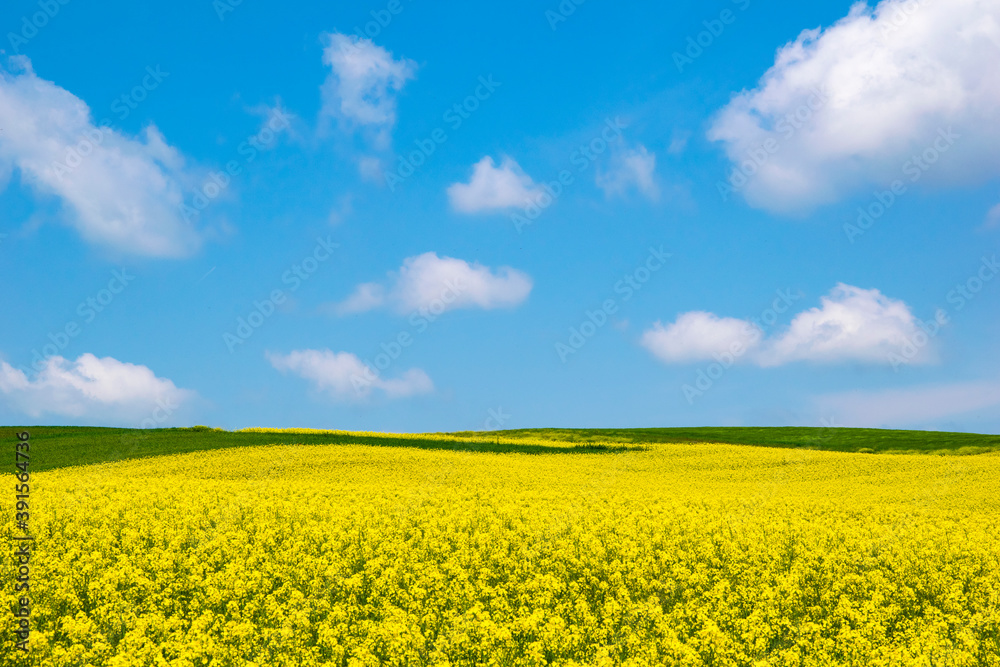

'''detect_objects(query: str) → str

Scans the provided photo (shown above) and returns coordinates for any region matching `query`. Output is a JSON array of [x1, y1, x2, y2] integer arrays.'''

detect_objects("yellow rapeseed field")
[[3, 440, 1000, 666]]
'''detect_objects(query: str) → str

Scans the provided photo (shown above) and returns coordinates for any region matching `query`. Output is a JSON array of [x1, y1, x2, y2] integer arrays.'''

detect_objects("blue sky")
[[2, 0, 999, 433]]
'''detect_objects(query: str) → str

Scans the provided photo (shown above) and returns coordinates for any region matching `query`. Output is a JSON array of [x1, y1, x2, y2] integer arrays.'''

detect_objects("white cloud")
[[447, 156, 543, 213], [320, 33, 416, 149], [0, 58, 204, 257], [267, 349, 432, 401], [758, 284, 930, 366], [0, 353, 195, 422], [332, 282, 386, 315], [641, 312, 759, 363], [392, 253, 533, 312], [641, 284, 930, 367], [815, 381, 1000, 428], [708, 0, 1000, 213], [985, 202, 1000, 229], [596, 144, 660, 201], [330, 252, 533, 315]]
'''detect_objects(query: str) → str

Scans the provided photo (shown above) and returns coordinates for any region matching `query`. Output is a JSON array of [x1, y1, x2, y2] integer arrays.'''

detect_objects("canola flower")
[[3, 440, 1000, 666]]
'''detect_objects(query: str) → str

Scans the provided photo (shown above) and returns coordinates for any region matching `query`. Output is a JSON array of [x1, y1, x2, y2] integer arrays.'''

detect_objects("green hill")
[[4, 425, 999, 473], [465, 426, 1000, 455]]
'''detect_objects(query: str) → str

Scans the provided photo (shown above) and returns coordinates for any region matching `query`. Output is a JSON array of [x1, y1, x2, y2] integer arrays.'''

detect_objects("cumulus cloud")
[[641, 284, 930, 367], [0, 353, 195, 423], [641, 312, 759, 363], [329, 252, 533, 315], [757, 284, 929, 366], [596, 144, 660, 201], [267, 349, 432, 401], [814, 381, 1000, 428], [447, 156, 544, 213], [320, 33, 416, 149], [708, 0, 1000, 213], [0, 57, 204, 257]]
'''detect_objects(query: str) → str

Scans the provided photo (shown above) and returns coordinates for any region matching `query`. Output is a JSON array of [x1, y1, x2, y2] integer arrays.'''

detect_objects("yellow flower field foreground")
[[4, 441, 1000, 666]]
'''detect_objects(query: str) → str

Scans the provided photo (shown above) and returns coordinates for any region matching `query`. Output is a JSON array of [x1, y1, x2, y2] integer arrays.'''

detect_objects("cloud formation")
[[642, 284, 930, 367], [320, 33, 416, 149], [596, 144, 659, 201], [814, 381, 1000, 428], [0, 58, 203, 257], [641, 312, 755, 363], [267, 349, 432, 401], [0, 353, 195, 422], [330, 252, 533, 315], [332, 282, 386, 315], [709, 0, 1000, 213], [756, 284, 928, 366], [447, 156, 543, 213]]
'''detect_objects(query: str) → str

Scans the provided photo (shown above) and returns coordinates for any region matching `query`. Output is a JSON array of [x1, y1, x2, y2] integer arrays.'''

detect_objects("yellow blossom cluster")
[[3, 441, 999, 665]]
